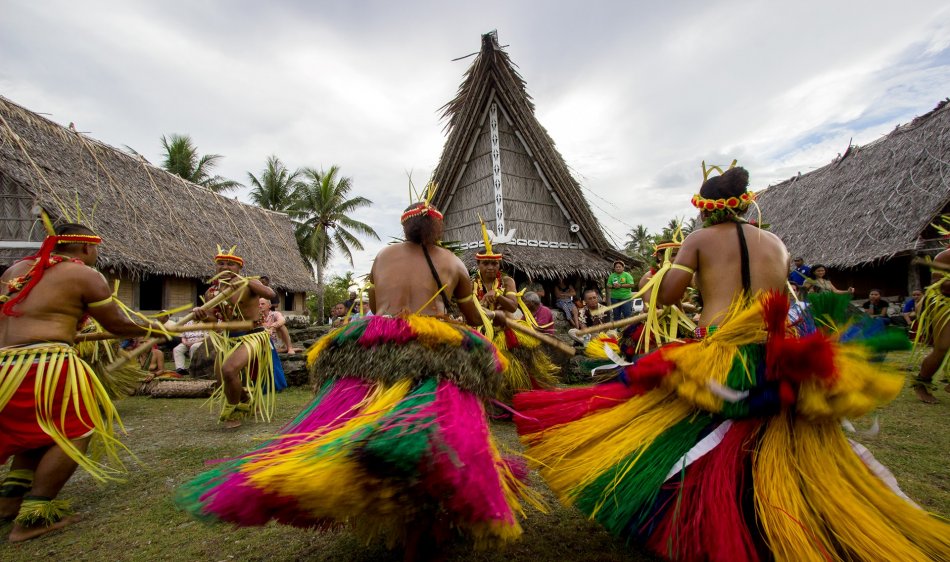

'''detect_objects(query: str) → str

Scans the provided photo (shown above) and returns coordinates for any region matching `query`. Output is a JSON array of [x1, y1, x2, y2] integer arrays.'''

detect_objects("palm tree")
[[291, 166, 379, 322], [624, 224, 652, 258], [160, 134, 242, 193], [248, 155, 301, 211]]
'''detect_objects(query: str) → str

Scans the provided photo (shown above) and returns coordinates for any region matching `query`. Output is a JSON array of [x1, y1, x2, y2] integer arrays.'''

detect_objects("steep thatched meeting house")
[[755, 98, 950, 298], [431, 31, 628, 288], [0, 95, 315, 315]]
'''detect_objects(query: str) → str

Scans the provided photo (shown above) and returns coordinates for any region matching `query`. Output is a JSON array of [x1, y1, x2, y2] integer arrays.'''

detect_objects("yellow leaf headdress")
[[214, 244, 244, 267], [475, 215, 503, 261]]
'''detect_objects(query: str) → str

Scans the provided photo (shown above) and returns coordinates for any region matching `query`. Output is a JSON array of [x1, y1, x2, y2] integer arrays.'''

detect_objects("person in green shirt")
[[607, 259, 635, 320]]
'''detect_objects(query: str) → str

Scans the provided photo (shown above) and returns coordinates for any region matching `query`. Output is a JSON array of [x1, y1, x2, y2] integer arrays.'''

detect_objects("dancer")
[[0, 223, 163, 541], [472, 219, 558, 399], [913, 231, 950, 403], [514, 162, 949, 561], [193, 246, 277, 428], [177, 195, 534, 557]]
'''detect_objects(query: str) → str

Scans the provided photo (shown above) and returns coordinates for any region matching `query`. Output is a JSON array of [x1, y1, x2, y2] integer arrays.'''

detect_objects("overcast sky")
[[2, 1, 949, 278]]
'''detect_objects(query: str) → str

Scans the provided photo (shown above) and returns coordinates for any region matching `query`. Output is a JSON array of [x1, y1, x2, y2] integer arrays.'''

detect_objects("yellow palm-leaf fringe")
[[794, 420, 950, 561], [754, 413, 834, 561], [204, 329, 275, 422], [0, 344, 128, 482]]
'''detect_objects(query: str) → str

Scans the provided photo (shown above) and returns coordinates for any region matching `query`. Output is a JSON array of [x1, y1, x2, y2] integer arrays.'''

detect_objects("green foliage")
[[160, 134, 242, 193], [291, 166, 379, 322], [248, 155, 302, 211], [623, 217, 696, 280], [306, 271, 359, 320]]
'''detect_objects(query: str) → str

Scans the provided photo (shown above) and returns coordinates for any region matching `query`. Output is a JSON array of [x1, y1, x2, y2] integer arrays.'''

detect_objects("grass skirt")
[[492, 325, 560, 402], [177, 315, 532, 547], [514, 292, 949, 561], [0, 344, 128, 482], [205, 329, 275, 421]]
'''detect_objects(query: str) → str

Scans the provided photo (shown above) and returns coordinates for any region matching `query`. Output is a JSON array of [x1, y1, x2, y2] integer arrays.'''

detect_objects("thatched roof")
[[431, 31, 628, 281], [756, 98, 950, 269], [0, 95, 316, 292]]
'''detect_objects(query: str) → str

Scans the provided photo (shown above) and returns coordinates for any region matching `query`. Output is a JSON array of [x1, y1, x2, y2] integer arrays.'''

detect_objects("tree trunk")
[[316, 260, 325, 325]]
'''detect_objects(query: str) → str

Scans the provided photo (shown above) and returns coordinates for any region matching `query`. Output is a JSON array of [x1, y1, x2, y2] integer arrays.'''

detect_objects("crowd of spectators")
[[788, 257, 923, 330]]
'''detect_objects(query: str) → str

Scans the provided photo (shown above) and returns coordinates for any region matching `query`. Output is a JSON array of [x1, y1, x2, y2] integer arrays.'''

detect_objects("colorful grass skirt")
[[177, 314, 533, 547], [514, 292, 950, 561]]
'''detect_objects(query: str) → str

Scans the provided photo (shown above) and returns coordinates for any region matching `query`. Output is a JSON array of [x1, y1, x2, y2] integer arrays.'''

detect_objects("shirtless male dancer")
[[0, 223, 162, 541], [192, 249, 276, 428]]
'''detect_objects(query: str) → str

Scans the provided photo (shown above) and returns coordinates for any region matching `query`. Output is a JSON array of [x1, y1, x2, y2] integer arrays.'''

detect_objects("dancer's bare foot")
[[915, 385, 939, 404], [8, 515, 80, 542], [223, 419, 242, 429], [0, 497, 22, 520]]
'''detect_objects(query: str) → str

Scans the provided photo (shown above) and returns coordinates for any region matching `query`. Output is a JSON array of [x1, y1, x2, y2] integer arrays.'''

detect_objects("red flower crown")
[[690, 191, 755, 212]]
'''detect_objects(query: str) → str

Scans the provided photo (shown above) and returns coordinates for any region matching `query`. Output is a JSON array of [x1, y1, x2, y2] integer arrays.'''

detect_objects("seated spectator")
[[134, 338, 165, 378], [862, 289, 889, 323], [607, 260, 635, 321], [900, 289, 923, 327], [553, 278, 578, 328], [329, 302, 348, 327], [568, 289, 609, 344], [523, 291, 555, 334], [788, 257, 812, 288], [260, 298, 299, 354], [788, 285, 814, 336], [173, 320, 206, 375], [804, 264, 854, 295]]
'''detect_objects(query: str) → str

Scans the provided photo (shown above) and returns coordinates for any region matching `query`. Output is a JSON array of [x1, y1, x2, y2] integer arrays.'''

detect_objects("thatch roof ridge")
[[755, 98, 950, 269], [0, 95, 316, 292], [431, 32, 620, 259]]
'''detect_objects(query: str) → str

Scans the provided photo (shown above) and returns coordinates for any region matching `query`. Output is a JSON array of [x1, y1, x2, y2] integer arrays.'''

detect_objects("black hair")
[[55, 222, 97, 252], [402, 203, 442, 246], [699, 167, 750, 200], [583, 288, 600, 299]]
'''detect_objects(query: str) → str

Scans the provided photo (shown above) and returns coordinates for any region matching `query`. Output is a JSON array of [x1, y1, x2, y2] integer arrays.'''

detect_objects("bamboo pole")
[[575, 313, 648, 336], [75, 321, 255, 343], [105, 280, 247, 372], [489, 313, 575, 356]]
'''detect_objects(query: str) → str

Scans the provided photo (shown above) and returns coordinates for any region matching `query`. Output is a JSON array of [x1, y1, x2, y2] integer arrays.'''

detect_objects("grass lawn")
[[1, 350, 947, 561]]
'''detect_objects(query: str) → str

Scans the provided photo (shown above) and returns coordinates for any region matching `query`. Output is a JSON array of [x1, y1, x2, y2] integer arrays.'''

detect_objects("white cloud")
[[2, 0, 949, 279]]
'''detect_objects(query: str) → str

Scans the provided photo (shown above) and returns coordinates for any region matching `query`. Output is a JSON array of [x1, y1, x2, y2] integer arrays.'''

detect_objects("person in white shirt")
[[173, 321, 206, 375]]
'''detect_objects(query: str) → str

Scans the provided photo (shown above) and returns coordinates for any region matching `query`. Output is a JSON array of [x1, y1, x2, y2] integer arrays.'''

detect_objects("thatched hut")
[[431, 32, 628, 287], [0, 95, 316, 314], [755, 99, 950, 299]]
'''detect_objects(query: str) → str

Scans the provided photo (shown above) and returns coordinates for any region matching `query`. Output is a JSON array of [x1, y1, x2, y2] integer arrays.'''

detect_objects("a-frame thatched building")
[[431, 32, 627, 284], [756, 99, 950, 298], [0, 95, 316, 314]]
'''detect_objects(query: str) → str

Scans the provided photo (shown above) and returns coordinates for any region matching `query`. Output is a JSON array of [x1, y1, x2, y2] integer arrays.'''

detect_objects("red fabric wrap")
[[0, 360, 96, 464]]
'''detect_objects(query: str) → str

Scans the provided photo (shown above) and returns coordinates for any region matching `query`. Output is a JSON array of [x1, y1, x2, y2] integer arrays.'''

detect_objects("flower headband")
[[690, 191, 755, 211]]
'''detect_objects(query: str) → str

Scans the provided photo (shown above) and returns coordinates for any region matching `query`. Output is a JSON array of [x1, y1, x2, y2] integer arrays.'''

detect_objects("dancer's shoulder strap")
[[421, 244, 453, 311], [735, 222, 751, 295]]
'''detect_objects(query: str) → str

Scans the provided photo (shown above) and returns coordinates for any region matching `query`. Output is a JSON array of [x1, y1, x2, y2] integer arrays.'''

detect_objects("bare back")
[[660, 222, 789, 327], [370, 242, 471, 318], [0, 258, 144, 346]]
